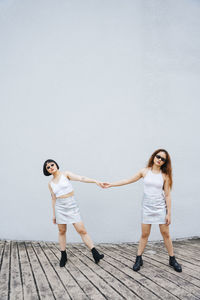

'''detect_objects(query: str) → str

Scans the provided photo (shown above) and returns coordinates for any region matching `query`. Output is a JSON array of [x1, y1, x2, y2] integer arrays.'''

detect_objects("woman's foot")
[[91, 247, 104, 264], [133, 255, 143, 271], [60, 250, 67, 267], [169, 256, 182, 272]]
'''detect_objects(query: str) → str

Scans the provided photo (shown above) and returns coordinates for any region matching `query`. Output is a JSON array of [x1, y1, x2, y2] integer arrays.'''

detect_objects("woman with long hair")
[[102, 149, 182, 272], [43, 159, 104, 267]]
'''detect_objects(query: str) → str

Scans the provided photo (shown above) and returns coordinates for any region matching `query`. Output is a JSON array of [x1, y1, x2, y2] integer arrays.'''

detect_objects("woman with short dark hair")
[[43, 159, 104, 267], [102, 149, 182, 273]]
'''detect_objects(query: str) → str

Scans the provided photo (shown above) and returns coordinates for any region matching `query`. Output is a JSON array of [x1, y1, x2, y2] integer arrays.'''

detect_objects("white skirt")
[[142, 193, 167, 224], [55, 195, 81, 224]]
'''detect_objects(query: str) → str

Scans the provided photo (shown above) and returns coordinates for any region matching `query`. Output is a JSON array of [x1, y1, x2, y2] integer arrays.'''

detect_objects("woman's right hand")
[[53, 217, 56, 224], [101, 182, 112, 188]]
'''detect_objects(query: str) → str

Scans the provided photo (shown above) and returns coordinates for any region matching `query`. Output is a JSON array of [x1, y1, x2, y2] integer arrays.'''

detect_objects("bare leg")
[[73, 221, 94, 250], [58, 224, 67, 251], [137, 224, 151, 255], [159, 224, 174, 256]]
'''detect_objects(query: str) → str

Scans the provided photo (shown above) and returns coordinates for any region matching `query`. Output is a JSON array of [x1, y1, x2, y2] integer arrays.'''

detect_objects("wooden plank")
[[164, 244, 200, 265], [130, 241, 200, 277], [147, 247, 200, 280], [31, 242, 70, 300], [129, 242, 200, 295], [10, 241, 23, 300], [120, 244, 200, 299], [0, 241, 10, 300], [142, 243, 200, 275], [53, 243, 123, 300], [25, 242, 55, 300], [18, 241, 39, 300], [0, 240, 6, 271], [157, 242, 200, 267], [173, 245, 200, 262], [142, 255, 200, 298], [135, 246, 200, 289], [177, 241, 200, 253], [179, 239, 200, 247], [109, 244, 198, 300], [0, 240, 5, 246], [0, 239, 199, 300], [98, 244, 178, 300], [71, 244, 142, 300], [41, 242, 88, 300], [51, 243, 105, 300]]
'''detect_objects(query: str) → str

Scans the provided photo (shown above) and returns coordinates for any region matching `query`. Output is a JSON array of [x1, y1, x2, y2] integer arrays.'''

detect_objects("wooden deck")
[[0, 238, 200, 300]]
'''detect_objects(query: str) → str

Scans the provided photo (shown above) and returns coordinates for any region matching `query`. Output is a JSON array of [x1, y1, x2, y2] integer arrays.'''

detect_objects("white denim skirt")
[[142, 193, 167, 224], [55, 196, 81, 224]]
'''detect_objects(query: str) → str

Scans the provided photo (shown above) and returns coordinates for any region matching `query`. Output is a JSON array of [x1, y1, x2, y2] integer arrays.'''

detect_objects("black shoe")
[[60, 250, 67, 267], [133, 255, 143, 271], [169, 256, 182, 272], [91, 247, 104, 264]]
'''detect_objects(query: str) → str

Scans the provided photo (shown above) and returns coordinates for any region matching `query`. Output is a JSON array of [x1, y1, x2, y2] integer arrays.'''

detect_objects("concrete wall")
[[0, 0, 200, 243]]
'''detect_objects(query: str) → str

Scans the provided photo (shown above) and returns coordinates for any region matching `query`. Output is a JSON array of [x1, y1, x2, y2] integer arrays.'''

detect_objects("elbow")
[[165, 194, 171, 201]]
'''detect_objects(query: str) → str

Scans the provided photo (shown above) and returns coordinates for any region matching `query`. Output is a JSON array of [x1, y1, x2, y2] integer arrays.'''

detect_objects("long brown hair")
[[147, 149, 173, 189]]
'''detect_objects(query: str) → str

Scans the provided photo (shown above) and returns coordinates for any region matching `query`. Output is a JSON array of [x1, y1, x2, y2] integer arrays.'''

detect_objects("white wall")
[[0, 0, 200, 243]]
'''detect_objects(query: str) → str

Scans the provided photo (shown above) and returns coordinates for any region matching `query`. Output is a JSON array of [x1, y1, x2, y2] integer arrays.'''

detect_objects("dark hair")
[[147, 149, 173, 189], [43, 159, 59, 176]]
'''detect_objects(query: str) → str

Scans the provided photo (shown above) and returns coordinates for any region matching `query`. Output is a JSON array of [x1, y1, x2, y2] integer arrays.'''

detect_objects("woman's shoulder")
[[48, 178, 55, 186], [140, 167, 150, 177], [63, 170, 71, 179], [48, 181, 53, 189], [162, 172, 169, 181]]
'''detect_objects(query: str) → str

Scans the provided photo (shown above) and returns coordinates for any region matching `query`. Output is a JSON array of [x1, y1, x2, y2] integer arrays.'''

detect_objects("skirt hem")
[[56, 219, 82, 225], [142, 222, 166, 224]]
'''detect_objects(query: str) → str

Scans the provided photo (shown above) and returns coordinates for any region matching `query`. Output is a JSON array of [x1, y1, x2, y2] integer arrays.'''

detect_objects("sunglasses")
[[155, 154, 166, 162], [46, 163, 55, 170]]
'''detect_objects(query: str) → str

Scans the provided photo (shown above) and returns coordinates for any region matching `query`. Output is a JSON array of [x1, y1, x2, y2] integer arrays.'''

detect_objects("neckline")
[[51, 174, 63, 185], [150, 169, 161, 175]]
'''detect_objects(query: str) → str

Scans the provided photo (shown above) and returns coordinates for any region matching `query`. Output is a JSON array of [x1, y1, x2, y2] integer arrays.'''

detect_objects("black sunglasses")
[[155, 154, 166, 162], [46, 163, 55, 170]]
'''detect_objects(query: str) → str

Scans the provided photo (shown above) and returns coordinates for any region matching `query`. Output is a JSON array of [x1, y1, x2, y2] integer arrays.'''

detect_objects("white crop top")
[[50, 174, 73, 197], [143, 169, 164, 195]]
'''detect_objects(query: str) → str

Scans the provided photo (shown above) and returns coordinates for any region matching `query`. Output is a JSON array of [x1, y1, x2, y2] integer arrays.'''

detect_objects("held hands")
[[101, 182, 112, 188], [96, 181, 112, 188]]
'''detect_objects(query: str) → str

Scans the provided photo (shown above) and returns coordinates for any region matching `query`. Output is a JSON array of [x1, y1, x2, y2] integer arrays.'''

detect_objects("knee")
[[59, 228, 66, 235], [77, 227, 87, 235], [161, 230, 170, 239], [141, 231, 150, 239]]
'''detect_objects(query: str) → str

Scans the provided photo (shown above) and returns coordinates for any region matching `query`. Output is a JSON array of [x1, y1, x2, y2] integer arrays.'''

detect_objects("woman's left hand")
[[166, 214, 171, 226], [96, 181, 104, 188]]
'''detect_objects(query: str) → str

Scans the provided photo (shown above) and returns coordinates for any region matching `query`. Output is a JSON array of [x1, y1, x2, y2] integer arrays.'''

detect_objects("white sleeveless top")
[[50, 174, 73, 197], [143, 169, 164, 195]]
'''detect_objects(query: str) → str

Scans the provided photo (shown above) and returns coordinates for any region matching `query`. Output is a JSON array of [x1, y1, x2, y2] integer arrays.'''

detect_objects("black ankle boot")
[[133, 255, 143, 271], [60, 250, 67, 267], [169, 256, 182, 272], [91, 247, 104, 264]]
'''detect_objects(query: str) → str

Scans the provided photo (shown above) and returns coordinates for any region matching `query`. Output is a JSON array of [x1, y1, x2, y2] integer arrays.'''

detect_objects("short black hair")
[[43, 159, 59, 176]]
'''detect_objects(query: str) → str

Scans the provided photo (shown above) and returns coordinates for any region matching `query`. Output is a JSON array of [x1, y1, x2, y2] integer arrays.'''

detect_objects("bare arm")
[[164, 175, 171, 225], [48, 183, 56, 221], [65, 171, 100, 186], [105, 168, 145, 188]]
